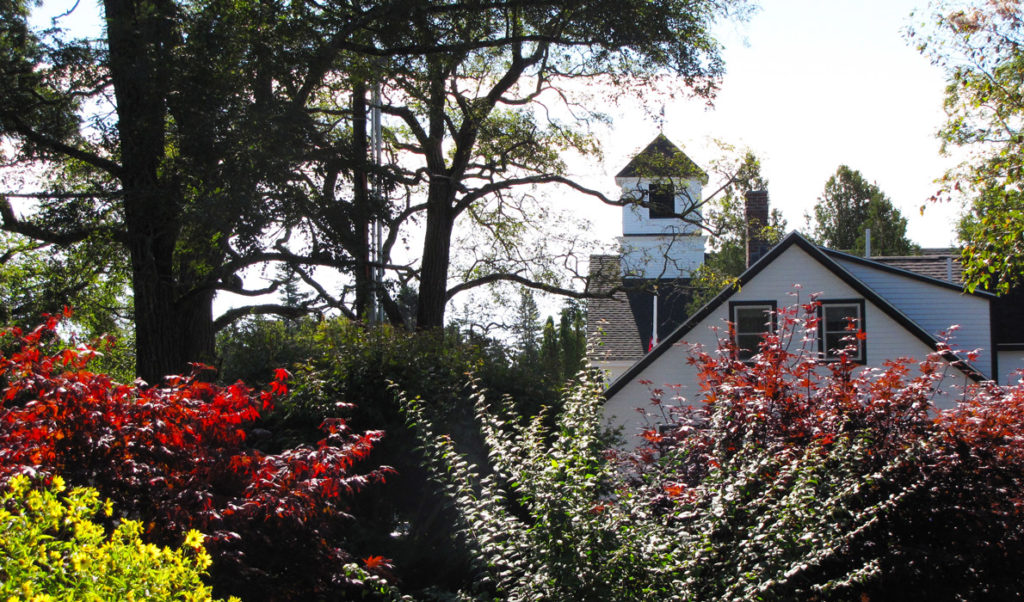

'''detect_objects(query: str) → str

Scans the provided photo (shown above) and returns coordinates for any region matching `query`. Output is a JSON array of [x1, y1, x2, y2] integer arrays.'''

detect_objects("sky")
[[565, 0, 963, 251]]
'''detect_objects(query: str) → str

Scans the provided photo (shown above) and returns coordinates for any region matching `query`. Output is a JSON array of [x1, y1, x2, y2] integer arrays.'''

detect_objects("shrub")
[[400, 371, 652, 600], [0, 475, 229, 602], [624, 297, 1024, 599], [0, 314, 396, 601], [407, 298, 1024, 600], [266, 318, 566, 595]]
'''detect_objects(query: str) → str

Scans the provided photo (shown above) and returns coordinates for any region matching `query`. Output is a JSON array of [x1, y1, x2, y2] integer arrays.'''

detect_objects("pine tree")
[[540, 316, 561, 386], [512, 289, 542, 363], [558, 300, 587, 381]]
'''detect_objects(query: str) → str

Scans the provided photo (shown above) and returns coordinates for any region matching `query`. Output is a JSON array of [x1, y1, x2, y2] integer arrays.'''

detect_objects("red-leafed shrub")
[[0, 313, 396, 601], [621, 296, 1024, 599]]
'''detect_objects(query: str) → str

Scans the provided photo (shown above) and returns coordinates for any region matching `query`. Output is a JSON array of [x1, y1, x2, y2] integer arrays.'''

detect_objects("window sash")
[[732, 303, 774, 361], [820, 302, 863, 361], [648, 182, 675, 219]]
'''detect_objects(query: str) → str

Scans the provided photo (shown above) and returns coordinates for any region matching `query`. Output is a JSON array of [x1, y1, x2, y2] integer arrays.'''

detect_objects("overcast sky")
[[569, 0, 962, 251]]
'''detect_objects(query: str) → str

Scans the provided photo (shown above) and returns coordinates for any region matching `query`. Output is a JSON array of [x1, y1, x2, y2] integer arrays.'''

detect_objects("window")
[[730, 301, 776, 361], [819, 300, 866, 362], [648, 182, 675, 219]]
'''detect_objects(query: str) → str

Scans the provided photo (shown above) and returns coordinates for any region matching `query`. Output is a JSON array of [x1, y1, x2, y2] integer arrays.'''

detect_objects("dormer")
[[615, 134, 708, 237]]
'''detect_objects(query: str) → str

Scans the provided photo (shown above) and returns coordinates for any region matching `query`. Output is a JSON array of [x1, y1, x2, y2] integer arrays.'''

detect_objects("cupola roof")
[[615, 134, 707, 182]]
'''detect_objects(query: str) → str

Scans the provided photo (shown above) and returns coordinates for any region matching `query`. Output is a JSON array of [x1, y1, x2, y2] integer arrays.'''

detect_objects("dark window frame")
[[729, 300, 778, 361], [648, 181, 675, 219], [817, 298, 867, 363]]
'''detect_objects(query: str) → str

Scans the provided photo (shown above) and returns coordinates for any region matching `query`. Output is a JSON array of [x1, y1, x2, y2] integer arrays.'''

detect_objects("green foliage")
[[809, 165, 915, 256], [511, 289, 541, 363], [400, 372, 650, 600], [688, 150, 784, 311], [914, 1, 1024, 293], [557, 300, 587, 382], [0, 232, 134, 379], [270, 317, 563, 595], [0, 475, 229, 602], [406, 298, 1024, 600], [540, 316, 561, 387], [215, 315, 320, 387]]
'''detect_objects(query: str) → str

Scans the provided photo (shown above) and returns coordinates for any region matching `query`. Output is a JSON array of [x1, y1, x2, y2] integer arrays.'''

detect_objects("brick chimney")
[[745, 190, 770, 267]]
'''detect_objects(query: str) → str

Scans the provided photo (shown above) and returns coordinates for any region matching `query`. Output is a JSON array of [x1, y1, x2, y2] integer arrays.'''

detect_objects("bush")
[[261, 318, 566, 595], [1, 475, 229, 602], [407, 298, 1024, 600], [0, 314, 396, 601], [401, 372, 645, 600], [623, 297, 1024, 599]]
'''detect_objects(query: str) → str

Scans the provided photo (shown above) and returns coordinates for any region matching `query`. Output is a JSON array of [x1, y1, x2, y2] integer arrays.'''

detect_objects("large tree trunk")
[[106, 0, 217, 383], [416, 182, 454, 330]]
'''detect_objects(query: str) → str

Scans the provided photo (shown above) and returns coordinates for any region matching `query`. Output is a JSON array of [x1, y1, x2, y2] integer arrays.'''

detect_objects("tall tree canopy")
[[808, 165, 915, 256], [0, 0, 333, 381], [914, 0, 1024, 293], [336, 0, 750, 329], [0, 0, 747, 380]]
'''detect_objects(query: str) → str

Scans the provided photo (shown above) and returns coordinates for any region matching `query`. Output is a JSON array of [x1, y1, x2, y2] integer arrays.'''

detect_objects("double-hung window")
[[730, 301, 776, 361], [648, 182, 675, 219], [819, 299, 866, 362]]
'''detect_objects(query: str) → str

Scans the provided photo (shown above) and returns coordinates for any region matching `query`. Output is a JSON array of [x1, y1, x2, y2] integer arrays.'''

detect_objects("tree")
[[358, 0, 749, 329], [0, 0, 339, 382], [512, 288, 542, 363], [2, 0, 749, 380], [913, 0, 1024, 293], [540, 315, 561, 385], [808, 165, 915, 256], [688, 149, 785, 311], [558, 299, 587, 381]]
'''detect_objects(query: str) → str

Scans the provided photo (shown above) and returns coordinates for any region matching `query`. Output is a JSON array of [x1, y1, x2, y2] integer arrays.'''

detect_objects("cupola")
[[614, 135, 708, 279]]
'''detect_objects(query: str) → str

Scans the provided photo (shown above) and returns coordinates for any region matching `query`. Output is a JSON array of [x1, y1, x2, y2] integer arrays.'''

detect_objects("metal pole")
[[370, 80, 384, 324]]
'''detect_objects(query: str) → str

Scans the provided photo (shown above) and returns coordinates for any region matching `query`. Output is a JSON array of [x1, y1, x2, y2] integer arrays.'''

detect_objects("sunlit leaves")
[[0, 315, 395, 600]]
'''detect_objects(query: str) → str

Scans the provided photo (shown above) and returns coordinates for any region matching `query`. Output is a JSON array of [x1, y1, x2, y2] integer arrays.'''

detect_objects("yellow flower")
[[183, 530, 205, 549]]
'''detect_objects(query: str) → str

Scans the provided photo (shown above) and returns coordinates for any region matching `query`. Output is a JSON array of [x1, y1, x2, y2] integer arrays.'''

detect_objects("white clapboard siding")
[[832, 257, 992, 378], [999, 351, 1024, 385], [605, 243, 977, 445]]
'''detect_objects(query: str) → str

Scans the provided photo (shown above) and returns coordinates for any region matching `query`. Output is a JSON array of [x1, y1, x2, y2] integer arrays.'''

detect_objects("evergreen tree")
[[688, 150, 785, 312], [558, 300, 587, 381], [512, 289, 542, 363], [540, 316, 561, 386], [809, 166, 915, 256]]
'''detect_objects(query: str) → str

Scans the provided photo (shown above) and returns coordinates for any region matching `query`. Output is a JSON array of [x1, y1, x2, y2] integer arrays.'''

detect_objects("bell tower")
[[614, 134, 707, 279]]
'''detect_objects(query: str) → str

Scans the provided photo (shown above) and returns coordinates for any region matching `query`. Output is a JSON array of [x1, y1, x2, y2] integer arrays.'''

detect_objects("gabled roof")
[[604, 231, 988, 398], [587, 255, 645, 362], [615, 134, 708, 182], [586, 255, 695, 361], [822, 248, 975, 293]]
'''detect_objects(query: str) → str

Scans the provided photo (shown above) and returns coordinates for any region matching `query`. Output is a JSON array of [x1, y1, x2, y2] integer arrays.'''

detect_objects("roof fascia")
[[603, 232, 987, 398]]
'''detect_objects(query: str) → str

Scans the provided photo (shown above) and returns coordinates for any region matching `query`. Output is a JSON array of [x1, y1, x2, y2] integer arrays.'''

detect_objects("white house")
[[589, 136, 1024, 441]]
